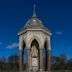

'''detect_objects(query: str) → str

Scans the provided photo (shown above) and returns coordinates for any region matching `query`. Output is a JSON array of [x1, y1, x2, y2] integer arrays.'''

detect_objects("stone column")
[[47, 39, 51, 72], [47, 50, 51, 72], [30, 52, 32, 70], [26, 49, 30, 71], [19, 49, 23, 72], [40, 49, 43, 72]]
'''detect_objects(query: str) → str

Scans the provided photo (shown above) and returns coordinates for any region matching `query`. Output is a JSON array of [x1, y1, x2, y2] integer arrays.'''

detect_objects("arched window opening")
[[30, 39, 40, 71], [43, 41, 48, 71], [22, 41, 27, 71]]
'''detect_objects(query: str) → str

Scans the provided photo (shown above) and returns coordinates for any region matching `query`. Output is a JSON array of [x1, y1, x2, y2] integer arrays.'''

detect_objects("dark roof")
[[18, 5, 49, 33], [19, 16, 49, 32]]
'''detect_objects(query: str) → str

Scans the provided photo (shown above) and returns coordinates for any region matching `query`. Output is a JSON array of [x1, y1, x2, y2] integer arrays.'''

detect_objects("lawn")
[[52, 70, 72, 72], [0, 70, 72, 72]]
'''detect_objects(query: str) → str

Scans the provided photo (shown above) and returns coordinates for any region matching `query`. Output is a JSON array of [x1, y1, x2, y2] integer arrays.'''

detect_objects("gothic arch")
[[22, 40, 25, 49], [31, 39, 39, 49], [21, 40, 27, 71], [20, 36, 27, 50], [29, 36, 41, 49], [44, 37, 49, 49], [43, 37, 48, 71], [30, 39, 40, 71]]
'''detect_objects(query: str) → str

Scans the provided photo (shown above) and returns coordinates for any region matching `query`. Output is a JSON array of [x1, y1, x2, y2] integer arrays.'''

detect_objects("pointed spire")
[[32, 4, 36, 17]]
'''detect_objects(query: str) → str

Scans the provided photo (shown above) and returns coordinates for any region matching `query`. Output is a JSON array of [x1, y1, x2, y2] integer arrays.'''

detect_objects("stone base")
[[40, 69, 43, 72], [22, 70, 50, 72]]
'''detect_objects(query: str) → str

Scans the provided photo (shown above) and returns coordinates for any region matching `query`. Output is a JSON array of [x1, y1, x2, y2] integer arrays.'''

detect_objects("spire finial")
[[33, 4, 36, 17]]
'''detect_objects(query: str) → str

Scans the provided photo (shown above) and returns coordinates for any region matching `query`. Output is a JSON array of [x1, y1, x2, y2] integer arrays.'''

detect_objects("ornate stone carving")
[[18, 6, 52, 72]]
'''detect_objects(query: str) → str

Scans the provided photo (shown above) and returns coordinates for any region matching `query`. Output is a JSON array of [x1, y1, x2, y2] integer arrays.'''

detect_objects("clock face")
[[32, 58, 38, 66]]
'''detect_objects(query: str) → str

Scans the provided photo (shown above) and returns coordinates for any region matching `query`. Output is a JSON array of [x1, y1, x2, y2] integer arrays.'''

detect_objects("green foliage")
[[0, 54, 72, 71]]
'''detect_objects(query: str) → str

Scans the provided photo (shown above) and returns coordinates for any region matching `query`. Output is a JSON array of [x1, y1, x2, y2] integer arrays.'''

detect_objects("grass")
[[0, 70, 72, 72], [51, 70, 72, 72]]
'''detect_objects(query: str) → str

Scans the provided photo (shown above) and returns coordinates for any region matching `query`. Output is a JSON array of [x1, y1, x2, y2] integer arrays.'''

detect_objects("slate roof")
[[18, 5, 50, 35]]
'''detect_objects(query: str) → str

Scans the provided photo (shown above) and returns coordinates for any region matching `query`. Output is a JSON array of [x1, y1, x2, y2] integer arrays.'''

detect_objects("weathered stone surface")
[[18, 6, 51, 72]]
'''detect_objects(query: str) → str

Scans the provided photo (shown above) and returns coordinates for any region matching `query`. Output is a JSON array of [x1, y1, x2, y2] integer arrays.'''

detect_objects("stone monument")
[[18, 5, 52, 72]]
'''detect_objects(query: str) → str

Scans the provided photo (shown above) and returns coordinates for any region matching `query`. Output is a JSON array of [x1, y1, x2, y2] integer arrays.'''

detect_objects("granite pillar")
[[40, 49, 43, 72], [19, 49, 23, 72]]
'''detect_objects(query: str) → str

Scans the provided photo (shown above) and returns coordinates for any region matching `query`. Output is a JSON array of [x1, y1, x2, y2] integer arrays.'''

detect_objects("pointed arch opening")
[[30, 39, 40, 71], [22, 41, 27, 71], [43, 40, 48, 71]]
